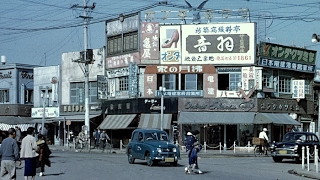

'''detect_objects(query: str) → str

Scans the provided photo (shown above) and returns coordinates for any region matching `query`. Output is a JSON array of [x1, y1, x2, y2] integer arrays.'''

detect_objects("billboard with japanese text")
[[181, 23, 256, 65]]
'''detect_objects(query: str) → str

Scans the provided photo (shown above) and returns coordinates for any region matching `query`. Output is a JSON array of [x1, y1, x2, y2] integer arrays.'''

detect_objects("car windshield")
[[145, 132, 169, 141], [282, 133, 306, 143]]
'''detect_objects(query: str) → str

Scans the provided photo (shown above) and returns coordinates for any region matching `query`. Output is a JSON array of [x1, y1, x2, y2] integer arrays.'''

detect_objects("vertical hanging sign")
[[141, 22, 160, 63]]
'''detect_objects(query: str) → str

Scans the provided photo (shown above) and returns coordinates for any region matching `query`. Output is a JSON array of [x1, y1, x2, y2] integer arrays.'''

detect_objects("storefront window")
[[262, 69, 273, 88], [70, 82, 97, 104], [0, 89, 9, 102], [218, 73, 241, 91], [163, 74, 176, 90], [279, 76, 291, 93]]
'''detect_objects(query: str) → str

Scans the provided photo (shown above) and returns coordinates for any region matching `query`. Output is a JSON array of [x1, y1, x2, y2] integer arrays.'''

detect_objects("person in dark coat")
[[185, 142, 201, 174], [184, 130, 202, 174], [36, 134, 52, 177]]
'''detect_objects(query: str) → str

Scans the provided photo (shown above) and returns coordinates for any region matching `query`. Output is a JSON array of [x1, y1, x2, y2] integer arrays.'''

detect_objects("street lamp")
[[312, 34, 320, 138], [41, 87, 49, 135], [159, 86, 166, 131]]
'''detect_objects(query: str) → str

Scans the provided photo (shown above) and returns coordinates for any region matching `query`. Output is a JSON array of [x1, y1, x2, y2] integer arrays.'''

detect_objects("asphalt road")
[[14, 150, 313, 180]]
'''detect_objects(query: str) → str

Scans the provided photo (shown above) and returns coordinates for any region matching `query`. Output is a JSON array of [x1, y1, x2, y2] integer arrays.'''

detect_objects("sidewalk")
[[48, 145, 319, 180]]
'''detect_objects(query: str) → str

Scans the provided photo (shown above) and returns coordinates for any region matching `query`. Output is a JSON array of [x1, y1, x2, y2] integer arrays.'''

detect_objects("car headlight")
[[172, 148, 177, 152], [157, 148, 162, 153], [294, 145, 298, 151]]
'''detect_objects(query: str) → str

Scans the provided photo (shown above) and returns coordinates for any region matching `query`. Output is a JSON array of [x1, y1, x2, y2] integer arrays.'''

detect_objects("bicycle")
[[100, 140, 113, 153], [74, 136, 90, 152], [252, 137, 270, 157]]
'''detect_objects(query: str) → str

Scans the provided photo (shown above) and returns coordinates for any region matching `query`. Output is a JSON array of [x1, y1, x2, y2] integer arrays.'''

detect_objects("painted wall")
[[33, 65, 60, 108], [61, 49, 104, 105]]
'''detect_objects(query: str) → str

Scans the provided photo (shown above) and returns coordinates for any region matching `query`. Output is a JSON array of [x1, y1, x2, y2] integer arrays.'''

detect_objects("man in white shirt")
[[259, 128, 270, 155]]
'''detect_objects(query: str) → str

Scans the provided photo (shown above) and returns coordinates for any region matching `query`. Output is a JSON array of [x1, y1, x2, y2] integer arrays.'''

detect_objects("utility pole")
[[71, 1, 96, 145]]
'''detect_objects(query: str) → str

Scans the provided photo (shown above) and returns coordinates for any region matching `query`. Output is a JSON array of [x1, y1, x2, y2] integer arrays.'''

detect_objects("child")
[[185, 142, 200, 174]]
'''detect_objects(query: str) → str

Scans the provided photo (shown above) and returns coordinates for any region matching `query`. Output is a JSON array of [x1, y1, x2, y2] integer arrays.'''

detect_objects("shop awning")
[[29, 113, 101, 123], [98, 114, 136, 129], [0, 123, 35, 131], [178, 112, 256, 125], [254, 113, 300, 125], [138, 114, 172, 130], [52, 114, 101, 122]]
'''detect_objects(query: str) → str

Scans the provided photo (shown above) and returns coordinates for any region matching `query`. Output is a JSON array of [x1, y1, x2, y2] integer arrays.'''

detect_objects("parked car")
[[270, 131, 320, 163], [126, 129, 181, 166]]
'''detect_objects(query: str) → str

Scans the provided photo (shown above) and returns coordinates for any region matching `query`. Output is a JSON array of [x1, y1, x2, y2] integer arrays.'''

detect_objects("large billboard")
[[181, 23, 256, 65]]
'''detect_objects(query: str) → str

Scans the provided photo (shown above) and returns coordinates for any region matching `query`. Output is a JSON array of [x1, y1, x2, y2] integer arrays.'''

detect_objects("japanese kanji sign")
[[292, 80, 305, 99], [141, 22, 160, 61], [259, 42, 316, 65], [181, 23, 256, 65]]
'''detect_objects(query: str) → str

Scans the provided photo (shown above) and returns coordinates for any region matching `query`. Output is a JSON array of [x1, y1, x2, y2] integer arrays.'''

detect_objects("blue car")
[[126, 129, 181, 166]]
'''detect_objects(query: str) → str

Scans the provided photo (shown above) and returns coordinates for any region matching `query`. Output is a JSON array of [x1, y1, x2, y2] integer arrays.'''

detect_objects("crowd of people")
[[0, 126, 52, 180]]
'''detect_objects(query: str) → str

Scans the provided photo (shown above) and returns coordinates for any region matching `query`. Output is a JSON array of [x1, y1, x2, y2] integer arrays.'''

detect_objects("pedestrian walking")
[[93, 128, 101, 148], [185, 142, 201, 174], [20, 127, 39, 180], [0, 128, 21, 180], [184, 130, 202, 174], [36, 134, 52, 177]]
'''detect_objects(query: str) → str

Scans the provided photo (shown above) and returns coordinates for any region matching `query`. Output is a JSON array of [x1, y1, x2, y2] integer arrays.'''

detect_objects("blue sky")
[[1, 0, 320, 66]]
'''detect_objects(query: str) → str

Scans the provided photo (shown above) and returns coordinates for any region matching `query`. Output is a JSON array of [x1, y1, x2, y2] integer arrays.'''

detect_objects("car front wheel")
[[171, 161, 178, 166], [128, 149, 135, 164], [146, 152, 153, 166]]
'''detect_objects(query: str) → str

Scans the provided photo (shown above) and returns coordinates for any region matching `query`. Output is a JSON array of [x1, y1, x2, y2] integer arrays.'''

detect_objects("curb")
[[288, 169, 320, 180]]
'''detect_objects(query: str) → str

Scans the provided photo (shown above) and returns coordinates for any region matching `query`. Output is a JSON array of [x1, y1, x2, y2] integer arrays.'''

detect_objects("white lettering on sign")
[[157, 66, 168, 72], [207, 88, 215, 95], [194, 36, 211, 52], [207, 76, 214, 82], [169, 66, 178, 72], [147, 76, 153, 82]]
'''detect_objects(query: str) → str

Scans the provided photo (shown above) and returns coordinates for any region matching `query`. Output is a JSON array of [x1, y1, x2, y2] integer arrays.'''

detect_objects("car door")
[[133, 132, 145, 159]]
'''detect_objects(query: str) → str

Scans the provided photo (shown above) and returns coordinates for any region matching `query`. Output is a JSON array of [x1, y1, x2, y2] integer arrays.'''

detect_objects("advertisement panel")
[[292, 80, 305, 99], [160, 25, 182, 64], [31, 107, 59, 118], [181, 23, 256, 65], [315, 69, 320, 82], [105, 52, 140, 69], [141, 22, 160, 62], [97, 75, 108, 100]]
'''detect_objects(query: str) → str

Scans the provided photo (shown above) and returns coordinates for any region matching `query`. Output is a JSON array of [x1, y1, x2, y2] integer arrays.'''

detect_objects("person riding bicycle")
[[259, 128, 270, 155], [78, 130, 88, 145], [99, 130, 110, 149]]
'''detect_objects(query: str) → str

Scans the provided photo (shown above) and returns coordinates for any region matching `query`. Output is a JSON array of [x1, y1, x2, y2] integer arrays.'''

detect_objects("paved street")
[[14, 149, 318, 180]]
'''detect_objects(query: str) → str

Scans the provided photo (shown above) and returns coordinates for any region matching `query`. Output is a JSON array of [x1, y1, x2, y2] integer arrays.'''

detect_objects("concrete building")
[[0, 58, 39, 131], [92, 10, 318, 149]]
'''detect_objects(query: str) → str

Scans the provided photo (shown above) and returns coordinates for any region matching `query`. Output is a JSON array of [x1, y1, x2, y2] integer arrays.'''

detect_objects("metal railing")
[[301, 145, 319, 173]]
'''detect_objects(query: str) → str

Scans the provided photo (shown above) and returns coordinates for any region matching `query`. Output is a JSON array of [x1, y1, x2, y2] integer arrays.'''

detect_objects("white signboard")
[[160, 25, 181, 64], [181, 23, 256, 65], [292, 80, 305, 99], [31, 107, 59, 118], [241, 66, 255, 90]]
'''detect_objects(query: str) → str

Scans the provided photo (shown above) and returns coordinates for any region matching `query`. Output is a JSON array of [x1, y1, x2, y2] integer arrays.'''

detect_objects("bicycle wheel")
[[253, 145, 260, 157]]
